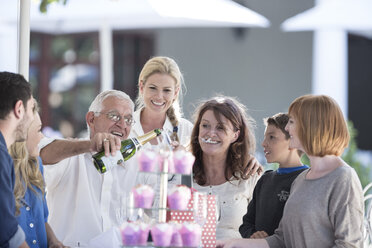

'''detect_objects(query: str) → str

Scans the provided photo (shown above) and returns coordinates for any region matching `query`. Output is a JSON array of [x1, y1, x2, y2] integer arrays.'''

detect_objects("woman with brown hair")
[[191, 96, 261, 240], [217, 95, 364, 248]]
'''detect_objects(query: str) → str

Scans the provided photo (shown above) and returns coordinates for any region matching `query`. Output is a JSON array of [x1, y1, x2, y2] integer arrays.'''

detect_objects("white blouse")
[[129, 108, 194, 149], [193, 174, 260, 240]]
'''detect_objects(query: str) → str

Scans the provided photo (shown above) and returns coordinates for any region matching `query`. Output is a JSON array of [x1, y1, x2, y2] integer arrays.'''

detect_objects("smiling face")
[[140, 73, 179, 115], [26, 113, 44, 157], [87, 96, 133, 140], [198, 110, 240, 157], [285, 116, 303, 152], [261, 124, 291, 164]]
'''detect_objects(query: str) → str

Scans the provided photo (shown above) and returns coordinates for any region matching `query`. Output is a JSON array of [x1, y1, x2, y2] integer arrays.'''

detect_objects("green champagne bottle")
[[92, 128, 162, 173]]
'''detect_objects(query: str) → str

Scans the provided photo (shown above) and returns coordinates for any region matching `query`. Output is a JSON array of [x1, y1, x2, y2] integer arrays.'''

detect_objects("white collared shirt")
[[40, 137, 139, 247], [129, 109, 194, 149]]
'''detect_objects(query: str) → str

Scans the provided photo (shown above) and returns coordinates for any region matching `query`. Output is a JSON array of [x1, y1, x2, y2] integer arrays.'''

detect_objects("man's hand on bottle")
[[90, 133, 121, 157]]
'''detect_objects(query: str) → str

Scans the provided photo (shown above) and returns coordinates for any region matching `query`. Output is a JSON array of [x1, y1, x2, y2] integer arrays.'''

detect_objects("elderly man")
[[0, 72, 35, 248], [40, 90, 138, 247]]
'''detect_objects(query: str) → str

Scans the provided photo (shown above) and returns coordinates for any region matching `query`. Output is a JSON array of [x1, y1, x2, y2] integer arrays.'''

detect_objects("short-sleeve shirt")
[[129, 108, 194, 149]]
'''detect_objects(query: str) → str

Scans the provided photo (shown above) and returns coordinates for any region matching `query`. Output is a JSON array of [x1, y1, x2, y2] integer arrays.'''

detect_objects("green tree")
[[39, 0, 67, 13]]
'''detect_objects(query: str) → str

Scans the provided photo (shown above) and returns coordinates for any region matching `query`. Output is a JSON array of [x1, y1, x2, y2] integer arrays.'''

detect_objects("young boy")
[[239, 113, 309, 239]]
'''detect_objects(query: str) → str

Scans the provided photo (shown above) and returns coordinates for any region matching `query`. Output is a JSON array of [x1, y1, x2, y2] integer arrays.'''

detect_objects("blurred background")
[[1, 0, 371, 185]]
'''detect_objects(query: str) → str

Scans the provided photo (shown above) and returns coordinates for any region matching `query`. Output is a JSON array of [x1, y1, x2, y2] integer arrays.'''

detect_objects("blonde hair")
[[10, 104, 45, 215], [288, 95, 349, 157], [135, 56, 185, 141]]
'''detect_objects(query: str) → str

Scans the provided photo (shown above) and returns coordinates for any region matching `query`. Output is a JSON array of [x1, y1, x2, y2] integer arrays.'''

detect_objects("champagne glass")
[[115, 192, 140, 224], [193, 192, 208, 227], [115, 193, 127, 225], [126, 191, 143, 222], [214, 195, 221, 225]]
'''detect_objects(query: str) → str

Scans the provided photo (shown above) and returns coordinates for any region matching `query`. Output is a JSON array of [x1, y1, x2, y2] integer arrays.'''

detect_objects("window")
[[30, 31, 154, 138]]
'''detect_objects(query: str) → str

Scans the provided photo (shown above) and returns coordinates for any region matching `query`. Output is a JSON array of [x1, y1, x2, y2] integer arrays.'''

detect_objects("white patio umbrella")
[[28, 0, 270, 33], [281, 0, 372, 117], [281, 0, 372, 32], [0, 0, 270, 90]]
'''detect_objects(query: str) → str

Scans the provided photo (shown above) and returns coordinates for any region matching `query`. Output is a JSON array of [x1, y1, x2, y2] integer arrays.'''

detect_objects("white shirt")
[[193, 174, 260, 240], [40, 137, 139, 247], [129, 109, 194, 149]]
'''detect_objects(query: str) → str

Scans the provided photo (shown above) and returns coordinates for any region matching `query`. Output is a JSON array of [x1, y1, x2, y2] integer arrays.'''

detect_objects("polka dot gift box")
[[170, 191, 217, 248]]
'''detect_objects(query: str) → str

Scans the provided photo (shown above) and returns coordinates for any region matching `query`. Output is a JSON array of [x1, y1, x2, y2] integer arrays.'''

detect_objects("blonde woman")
[[129, 56, 193, 148], [11, 109, 65, 248], [129, 56, 195, 223]]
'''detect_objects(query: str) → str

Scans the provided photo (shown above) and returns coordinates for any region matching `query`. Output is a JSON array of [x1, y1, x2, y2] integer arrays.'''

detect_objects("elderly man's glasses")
[[96, 111, 135, 126]]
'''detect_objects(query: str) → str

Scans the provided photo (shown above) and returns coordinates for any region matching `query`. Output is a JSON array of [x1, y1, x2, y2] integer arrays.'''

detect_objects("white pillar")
[[312, 30, 348, 117], [312, 0, 348, 117], [99, 23, 113, 92], [18, 0, 31, 80]]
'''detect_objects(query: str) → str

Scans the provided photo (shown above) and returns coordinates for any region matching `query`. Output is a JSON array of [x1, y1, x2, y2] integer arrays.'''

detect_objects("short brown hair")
[[191, 96, 256, 185], [288, 95, 349, 156], [264, 113, 303, 157], [264, 113, 290, 139], [0, 72, 32, 120]]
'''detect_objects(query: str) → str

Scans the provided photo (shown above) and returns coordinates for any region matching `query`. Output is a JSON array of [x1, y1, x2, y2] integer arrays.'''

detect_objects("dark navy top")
[[0, 132, 24, 247], [16, 158, 49, 248], [239, 165, 309, 238]]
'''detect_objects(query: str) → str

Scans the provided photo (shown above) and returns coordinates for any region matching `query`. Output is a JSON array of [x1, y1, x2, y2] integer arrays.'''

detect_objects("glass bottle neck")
[[137, 129, 161, 145]]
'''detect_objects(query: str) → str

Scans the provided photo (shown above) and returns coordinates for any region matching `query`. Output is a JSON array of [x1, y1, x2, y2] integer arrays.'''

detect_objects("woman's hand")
[[250, 231, 268, 239], [216, 239, 235, 248], [217, 237, 270, 248], [216, 238, 249, 248], [171, 140, 181, 150], [245, 156, 264, 177], [171, 141, 191, 152], [46, 223, 70, 248], [48, 241, 69, 248]]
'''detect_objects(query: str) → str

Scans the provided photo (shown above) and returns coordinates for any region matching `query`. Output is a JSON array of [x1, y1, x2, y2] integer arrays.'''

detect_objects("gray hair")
[[89, 90, 134, 114], [86, 90, 134, 135]]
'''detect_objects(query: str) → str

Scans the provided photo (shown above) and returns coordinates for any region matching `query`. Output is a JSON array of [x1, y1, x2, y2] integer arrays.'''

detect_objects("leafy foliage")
[[342, 121, 371, 187], [39, 0, 67, 13]]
